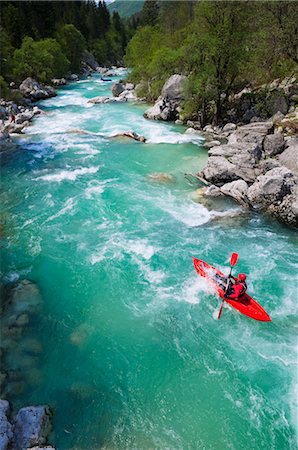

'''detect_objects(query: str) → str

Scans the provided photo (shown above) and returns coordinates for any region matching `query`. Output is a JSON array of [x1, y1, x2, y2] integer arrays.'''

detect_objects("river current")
[[1, 73, 297, 449]]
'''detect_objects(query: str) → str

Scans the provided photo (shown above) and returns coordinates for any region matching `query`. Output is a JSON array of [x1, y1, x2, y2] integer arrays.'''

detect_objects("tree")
[[12, 36, 69, 82], [56, 24, 86, 73], [141, 0, 159, 26]]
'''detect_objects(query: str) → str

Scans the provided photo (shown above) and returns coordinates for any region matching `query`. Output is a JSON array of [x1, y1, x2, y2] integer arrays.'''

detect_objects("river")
[[1, 72, 297, 449]]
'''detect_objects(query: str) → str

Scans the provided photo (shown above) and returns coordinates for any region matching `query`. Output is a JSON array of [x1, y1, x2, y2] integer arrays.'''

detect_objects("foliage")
[[0, 76, 9, 98], [0, 0, 129, 84], [125, 0, 298, 124], [12, 37, 69, 82], [56, 24, 86, 73]]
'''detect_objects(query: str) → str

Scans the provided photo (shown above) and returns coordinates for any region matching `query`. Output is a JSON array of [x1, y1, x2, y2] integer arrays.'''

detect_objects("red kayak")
[[193, 257, 271, 322]]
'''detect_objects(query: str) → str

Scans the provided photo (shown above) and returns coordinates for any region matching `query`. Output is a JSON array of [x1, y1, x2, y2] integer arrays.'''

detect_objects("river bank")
[[0, 71, 297, 449]]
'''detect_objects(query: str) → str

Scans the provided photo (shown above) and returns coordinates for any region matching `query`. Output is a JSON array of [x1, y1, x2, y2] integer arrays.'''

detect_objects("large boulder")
[[12, 406, 52, 450], [228, 121, 273, 146], [161, 74, 187, 101], [247, 167, 296, 206], [278, 138, 298, 174], [263, 133, 285, 156], [81, 51, 99, 71], [19, 78, 56, 100], [202, 142, 262, 184], [0, 400, 13, 450], [112, 82, 125, 97], [220, 180, 249, 205]]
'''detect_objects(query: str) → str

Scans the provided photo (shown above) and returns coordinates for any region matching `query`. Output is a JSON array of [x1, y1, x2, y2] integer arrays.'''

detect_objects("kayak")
[[193, 257, 271, 322]]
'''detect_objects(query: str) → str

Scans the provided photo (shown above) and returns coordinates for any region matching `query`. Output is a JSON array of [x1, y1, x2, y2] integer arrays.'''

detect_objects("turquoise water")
[[1, 74, 297, 449]]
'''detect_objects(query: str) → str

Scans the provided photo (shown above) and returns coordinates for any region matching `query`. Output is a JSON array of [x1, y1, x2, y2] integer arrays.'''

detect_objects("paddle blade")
[[218, 300, 224, 319], [230, 252, 238, 267]]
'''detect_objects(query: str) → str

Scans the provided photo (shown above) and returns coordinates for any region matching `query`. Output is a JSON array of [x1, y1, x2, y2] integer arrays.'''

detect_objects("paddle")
[[218, 252, 238, 319]]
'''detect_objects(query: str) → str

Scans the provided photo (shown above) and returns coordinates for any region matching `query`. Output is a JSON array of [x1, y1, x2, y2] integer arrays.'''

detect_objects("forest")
[[125, 0, 298, 123], [0, 1, 129, 92]]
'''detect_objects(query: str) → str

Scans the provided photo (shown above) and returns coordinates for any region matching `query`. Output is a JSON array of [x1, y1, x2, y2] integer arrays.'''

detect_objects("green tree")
[[56, 24, 86, 73], [141, 0, 159, 26], [12, 36, 69, 82]]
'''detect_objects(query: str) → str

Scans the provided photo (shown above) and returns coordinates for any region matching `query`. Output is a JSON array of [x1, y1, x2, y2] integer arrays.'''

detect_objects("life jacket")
[[238, 280, 247, 296]]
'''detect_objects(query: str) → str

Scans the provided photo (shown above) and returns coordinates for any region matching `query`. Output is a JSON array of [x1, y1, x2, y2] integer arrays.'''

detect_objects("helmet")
[[238, 273, 246, 281]]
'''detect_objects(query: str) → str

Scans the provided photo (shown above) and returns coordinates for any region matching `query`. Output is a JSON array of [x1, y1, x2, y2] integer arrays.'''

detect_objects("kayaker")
[[224, 273, 247, 300]]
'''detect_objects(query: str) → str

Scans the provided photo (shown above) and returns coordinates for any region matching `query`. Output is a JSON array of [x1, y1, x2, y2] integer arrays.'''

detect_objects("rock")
[[220, 180, 249, 206], [112, 82, 125, 97], [278, 138, 298, 175], [15, 111, 34, 124], [12, 406, 52, 450], [51, 78, 66, 87], [109, 131, 146, 142], [124, 83, 134, 91], [247, 167, 296, 207], [19, 78, 56, 101], [81, 51, 99, 71], [203, 185, 223, 197], [10, 280, 42, 315], [144, 99, 163, 120], [0, 399, 13, 450], [175, 119, 183, 125], [203, 140, 221, 148], [222, 123, 237, 132], [87, 96, 110, 104], [184, 127, 197, 134], [228, 121, 273, 146], [118, 90, 137, 101], [5, 121, 30, 134], [148, 172, 173, 183], [272, 111, 285, 125], [263, 133, 285, 156], [68, 74, 79, 81], [161, 74, 187, 101], [203, 142, 262, 184], [15, 313, 29, 327], [266, 91, 289, 116]]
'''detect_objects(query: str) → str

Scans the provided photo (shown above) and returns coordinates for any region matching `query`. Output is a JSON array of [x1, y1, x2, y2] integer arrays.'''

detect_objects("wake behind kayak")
[[193, 257, 271, 322]]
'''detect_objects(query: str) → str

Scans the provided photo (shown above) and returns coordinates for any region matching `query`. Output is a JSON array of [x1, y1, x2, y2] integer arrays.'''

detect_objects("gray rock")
[[222, 123, 237, 133], [112, 82, 125, 97], [278, 139, 298, 175], [10, 280, 42, 315], [161, 74, 187, 101], [124, 82, 134, 91], [144, 99, 163, 120], [68, 74, 79, 81], [19, 78, 56, 101], [0, 400, 13, 450], [12, 406, 52, 450], [266, 92, 289, 116], [51, 78, 66, 87], [175, 119, 183, 125], [15, 112, 34, 124], [81, 51, 99, 71], [220, 180, 249, 205], [204, 185, 223, 197], [247, 167, 296, 207], [263, 133, 285, 156], [228, 122, 273, 147], [272, 111, 285, 125], [87, 96, 110, 104]]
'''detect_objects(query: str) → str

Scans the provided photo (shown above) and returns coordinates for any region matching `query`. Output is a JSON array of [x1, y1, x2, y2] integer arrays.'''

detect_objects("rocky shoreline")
[[141, 74, 298, 227]]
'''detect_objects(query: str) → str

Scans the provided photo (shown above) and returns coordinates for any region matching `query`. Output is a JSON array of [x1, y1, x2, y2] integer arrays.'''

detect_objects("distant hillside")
[[107, 0, 144, 18]]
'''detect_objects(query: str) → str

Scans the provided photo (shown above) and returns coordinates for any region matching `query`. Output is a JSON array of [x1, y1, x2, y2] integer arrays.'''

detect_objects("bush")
[[12, 37, 69, 82], [56, 24, 86, 73], [0, 76, 9, 98]]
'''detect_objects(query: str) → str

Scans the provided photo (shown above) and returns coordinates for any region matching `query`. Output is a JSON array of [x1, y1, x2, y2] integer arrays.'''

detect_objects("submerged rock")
[[109, 131, 146, 142], [0, 400, 13, 450], [12, 406, 52, 450], [148, 172, 173, 183]]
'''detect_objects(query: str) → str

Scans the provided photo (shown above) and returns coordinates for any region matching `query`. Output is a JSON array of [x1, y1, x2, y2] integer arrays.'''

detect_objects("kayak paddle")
[[218, 252, 238, 319]]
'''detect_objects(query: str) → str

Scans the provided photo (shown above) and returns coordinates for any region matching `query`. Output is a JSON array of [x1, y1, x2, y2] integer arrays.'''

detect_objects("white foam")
[[123, 239, 158, 260], [46, 198, 76, 222], [36, 166, 99, 182]]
